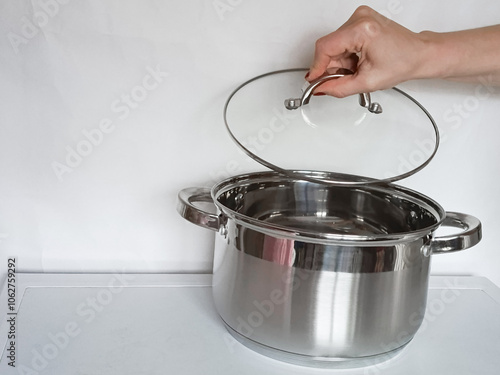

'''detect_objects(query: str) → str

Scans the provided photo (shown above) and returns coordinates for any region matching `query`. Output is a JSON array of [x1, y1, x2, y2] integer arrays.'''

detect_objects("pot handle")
[[430, 212, 482, 254], [177, 187, 221, 232]]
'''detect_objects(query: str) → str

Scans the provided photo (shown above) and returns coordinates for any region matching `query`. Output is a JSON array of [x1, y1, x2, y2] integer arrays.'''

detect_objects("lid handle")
[[284, 68, 382, 114]]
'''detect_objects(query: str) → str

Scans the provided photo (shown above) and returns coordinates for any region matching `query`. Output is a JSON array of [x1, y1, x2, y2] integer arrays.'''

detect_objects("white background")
[[0, 0, 499, 285]]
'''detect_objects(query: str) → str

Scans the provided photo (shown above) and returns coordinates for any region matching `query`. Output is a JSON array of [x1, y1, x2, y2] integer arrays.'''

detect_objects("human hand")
[[307, 6, 431, 97]]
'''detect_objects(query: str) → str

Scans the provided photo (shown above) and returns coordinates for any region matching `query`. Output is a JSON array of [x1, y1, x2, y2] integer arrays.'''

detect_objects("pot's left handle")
[[177, 187, 221, 232]]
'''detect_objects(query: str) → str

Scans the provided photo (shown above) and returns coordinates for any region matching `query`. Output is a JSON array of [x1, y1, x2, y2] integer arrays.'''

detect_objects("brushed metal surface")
[[178, 171, 481, 366], [212, 224, 430, 360]]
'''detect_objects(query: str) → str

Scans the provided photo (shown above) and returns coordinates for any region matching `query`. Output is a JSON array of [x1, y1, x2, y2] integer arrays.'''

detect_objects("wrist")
[[414, 31, 456, 80]]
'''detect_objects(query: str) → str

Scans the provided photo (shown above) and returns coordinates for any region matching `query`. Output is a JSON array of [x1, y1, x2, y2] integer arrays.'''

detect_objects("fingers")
[[306, 54, 359, 97], [313, 74, 372, 98], [308, 35, 341, 80], [308, 35, 359, 80], [307, 6, 388, 93], [337, 53, 359, 73], [308, 7, 371, 81], [308, 32, 364, 82], [307, 5, 425, 96]]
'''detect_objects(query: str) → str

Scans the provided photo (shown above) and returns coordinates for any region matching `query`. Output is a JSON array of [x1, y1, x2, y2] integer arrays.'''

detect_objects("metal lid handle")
[[284, 68, 382, 114]]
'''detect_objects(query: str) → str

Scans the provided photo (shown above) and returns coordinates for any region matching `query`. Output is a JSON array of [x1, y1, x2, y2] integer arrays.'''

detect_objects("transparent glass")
[[224, 69, 439, 185]]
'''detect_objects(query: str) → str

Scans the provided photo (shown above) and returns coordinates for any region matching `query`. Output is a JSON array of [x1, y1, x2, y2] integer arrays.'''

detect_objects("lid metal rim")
[[223, 68, 440, 186]]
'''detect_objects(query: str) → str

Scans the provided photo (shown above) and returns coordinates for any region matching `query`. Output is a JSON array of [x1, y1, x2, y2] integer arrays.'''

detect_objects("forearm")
[[308, 6, 500, 96], [418, 26, 500, 84]]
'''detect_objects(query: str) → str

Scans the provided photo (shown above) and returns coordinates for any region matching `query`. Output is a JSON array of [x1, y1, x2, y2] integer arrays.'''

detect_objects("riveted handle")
[[284, 67, 382, 113], [177, 187, 221, 232], [431, 212, 482, 254]]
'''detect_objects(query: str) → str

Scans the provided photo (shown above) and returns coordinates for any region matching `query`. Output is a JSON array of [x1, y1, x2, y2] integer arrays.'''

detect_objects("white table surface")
[[1, 273, 499, 374]]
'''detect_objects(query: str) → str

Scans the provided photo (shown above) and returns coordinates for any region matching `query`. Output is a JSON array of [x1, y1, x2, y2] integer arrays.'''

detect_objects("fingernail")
[[305, 72, 310, 79], [313, 92, 326, 96]]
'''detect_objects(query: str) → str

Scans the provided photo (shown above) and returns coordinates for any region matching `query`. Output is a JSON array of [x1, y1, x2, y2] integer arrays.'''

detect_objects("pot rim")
[[211, 171, 446, 245]]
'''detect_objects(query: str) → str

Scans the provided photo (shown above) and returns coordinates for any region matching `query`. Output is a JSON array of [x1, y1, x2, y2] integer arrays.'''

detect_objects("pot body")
[[178, 172, 481, 366], [212, 220, 430, 363]]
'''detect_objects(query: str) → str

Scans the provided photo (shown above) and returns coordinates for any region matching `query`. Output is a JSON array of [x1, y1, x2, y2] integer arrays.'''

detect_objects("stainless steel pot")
[[178, 171, 481, 367]]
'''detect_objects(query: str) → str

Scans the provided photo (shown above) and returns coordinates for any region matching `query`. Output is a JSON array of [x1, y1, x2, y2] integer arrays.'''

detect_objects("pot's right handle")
[[430, 212, 482, 254], [177, 187, 221, 232]]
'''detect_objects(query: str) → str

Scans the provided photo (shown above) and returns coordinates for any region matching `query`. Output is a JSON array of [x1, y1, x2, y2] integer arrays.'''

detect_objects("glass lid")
[[224, 68, 439, 185]]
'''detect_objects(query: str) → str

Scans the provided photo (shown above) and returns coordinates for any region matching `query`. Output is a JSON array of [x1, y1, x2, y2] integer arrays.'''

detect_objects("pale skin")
[[307, 5, 500, 96]]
